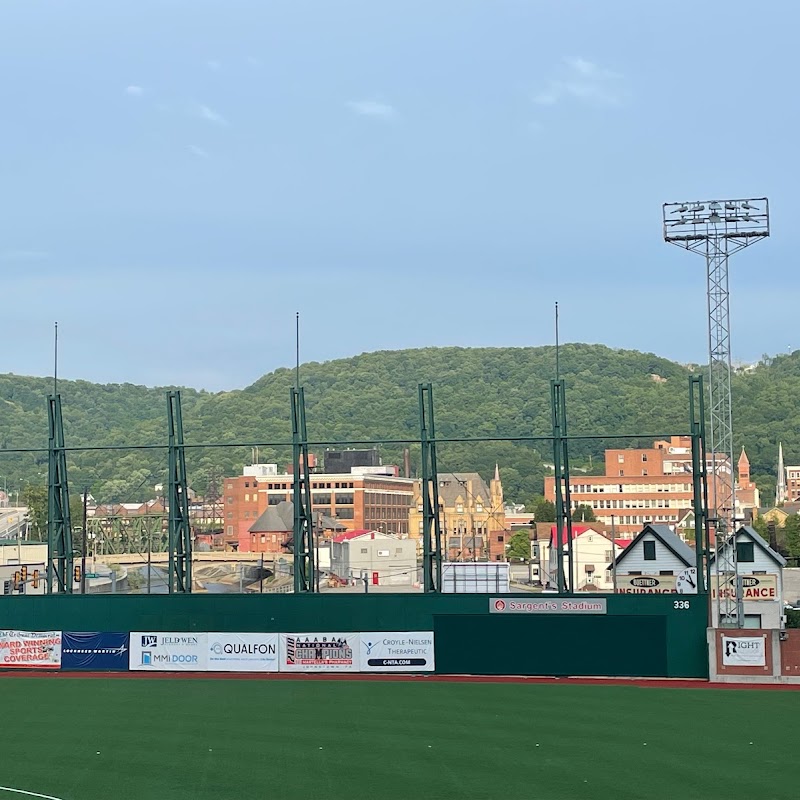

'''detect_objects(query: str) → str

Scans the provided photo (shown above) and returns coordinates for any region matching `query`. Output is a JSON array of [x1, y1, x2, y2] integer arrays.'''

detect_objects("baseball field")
[[0, 675, 797, 800]]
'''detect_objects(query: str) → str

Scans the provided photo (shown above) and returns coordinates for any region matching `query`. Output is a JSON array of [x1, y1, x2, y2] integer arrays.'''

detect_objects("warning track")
[[1, 670, 799, 689]]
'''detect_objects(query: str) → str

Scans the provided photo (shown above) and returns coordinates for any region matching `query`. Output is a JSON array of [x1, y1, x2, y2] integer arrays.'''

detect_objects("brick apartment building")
[[544, 437, 727, 536], [222, 464, 414, 551]]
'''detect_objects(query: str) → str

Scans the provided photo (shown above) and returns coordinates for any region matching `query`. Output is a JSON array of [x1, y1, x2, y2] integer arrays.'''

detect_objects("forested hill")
[[0, 344, 797, 503]]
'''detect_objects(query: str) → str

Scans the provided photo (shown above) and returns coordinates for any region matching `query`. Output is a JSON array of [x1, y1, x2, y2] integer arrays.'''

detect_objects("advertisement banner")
[[61, 632, 130, 671], [0, 630, 62, 669], [207, 633, 279, 672], [359, 632, 435, 672], [712, 574, 778, 602], [489, 598, 607, 614], [721, 636, 766, 666], [279, 633, 359, 672], [616, 575, 677, 594], [130, 632, 208, 671]]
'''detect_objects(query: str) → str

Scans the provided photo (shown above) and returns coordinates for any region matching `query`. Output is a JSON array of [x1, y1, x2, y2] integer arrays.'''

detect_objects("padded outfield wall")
[[0, 593, 709, 678]]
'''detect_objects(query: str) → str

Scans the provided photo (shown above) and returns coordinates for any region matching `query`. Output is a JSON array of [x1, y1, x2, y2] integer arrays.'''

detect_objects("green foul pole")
[[419, 383, 443, 592]]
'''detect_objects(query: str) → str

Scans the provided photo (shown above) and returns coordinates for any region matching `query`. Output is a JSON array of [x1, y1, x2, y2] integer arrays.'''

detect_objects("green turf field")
[[0, 678, 797, 800]]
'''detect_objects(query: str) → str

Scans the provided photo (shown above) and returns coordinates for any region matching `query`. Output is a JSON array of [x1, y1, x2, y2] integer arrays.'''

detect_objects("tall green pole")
[[167, 391, 191, 593], [419, 384, 442, 592], [46, 394, 73, 594], [558, 381, 575, 593], [551, 381, 566, 593], [291, 387, 315, 593]]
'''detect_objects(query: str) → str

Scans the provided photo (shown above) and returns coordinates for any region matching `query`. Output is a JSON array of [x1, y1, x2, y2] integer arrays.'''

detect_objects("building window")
[[337, 508, 354, 520], [336, 493, 354, 505], [244, 494, 249, 502], [618, 455, 625, 463], [497, 535, 504, 543], [226, 497, 233, 504], [619, 471, 624, 477], [476, 503, 483, 512], [736, 541, 755, 562], [643, 540, 656, 561], [456, 504, 464, 513], [641, 454, 648, 462], [245, 482, 250, 488], [360, 548, 368, 554], [227, 525, 233, 535]]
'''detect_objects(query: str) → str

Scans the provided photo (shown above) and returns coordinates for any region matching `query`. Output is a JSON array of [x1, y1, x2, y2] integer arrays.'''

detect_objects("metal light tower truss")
[[419, 383, 444, 592], [47, 394, 73, 593], [167, 391, 192, 593], [290, 387, 315, 593], [550, 380, 574, 593], [664, 197, 769, 627]]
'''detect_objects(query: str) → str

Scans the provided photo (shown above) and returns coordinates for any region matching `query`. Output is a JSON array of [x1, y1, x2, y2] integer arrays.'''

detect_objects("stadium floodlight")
[[663, 197, 769, 629]]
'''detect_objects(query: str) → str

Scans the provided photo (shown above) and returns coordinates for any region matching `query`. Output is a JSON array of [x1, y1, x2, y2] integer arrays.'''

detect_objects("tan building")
[[544, 437, 727, 536], [409, 467, 507, 561]]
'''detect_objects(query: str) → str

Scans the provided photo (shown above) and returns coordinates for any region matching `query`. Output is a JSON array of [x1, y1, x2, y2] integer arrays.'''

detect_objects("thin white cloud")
[[198, 104, 228, 126], [188, 145, 210, 159], [125, 85, 144, 97], [533, 57, 625, 107], [346, 100, 397, 119], [0, 249, 49, 262]]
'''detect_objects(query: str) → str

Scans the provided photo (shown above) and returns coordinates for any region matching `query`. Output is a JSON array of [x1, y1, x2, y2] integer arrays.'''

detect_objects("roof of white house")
[[613, 524, 695, 568], [709, 525, 787, 567]]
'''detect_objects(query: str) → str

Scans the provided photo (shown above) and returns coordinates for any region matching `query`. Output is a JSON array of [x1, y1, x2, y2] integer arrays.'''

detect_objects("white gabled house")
[[709, 526, 786, 629], [612, 524, 698, 594]]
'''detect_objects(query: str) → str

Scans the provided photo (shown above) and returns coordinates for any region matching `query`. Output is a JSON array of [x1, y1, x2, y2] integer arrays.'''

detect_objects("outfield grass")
[[0, 678, 797, 799]]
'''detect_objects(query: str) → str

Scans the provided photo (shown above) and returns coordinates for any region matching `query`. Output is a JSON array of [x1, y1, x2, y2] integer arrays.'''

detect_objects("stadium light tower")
[[663, 198, 769, 628]]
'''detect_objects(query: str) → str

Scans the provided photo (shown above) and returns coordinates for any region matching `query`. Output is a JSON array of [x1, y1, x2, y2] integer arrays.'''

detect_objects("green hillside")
[[0, 344, 796, 504]]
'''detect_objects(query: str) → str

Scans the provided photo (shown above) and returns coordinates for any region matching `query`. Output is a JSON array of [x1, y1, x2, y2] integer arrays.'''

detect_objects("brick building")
[[221, 465, 414, 550], [544, 437, 727, 536]]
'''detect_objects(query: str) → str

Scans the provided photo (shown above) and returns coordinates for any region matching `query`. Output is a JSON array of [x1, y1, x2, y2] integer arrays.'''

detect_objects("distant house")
[[241, 502, 344, 553], [539, 525, 623, 592], [709, 526, 786, 629], [612, 524, 697, 594]]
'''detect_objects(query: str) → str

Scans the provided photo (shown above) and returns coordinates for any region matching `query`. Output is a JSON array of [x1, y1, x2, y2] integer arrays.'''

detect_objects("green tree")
[[506, 529, 532, 561], [21, 485, 47, 540], [531, 498, 556, 522], [783, 515, 800, 559], [571, 504, 596, 522]]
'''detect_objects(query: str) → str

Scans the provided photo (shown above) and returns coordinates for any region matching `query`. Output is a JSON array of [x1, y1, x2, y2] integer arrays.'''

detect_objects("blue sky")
[[1, 0, 797, 390]]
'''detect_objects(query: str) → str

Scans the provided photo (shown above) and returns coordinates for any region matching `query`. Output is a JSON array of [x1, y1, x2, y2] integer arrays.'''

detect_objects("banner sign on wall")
[[0, 630, 62, 669], [489, 598, 607, 614], [61, 632, 130, 671], [130, 632, 208, 671], [280, 633, 358, 672], [713, 574, 778, 601], [207, 633, 279, 672], [721, 636, 766, 666], [359, 632, 435, 672]]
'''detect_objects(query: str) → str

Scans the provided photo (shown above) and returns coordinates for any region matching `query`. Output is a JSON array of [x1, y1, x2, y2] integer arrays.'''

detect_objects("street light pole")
[[81, 489, 88, 595]]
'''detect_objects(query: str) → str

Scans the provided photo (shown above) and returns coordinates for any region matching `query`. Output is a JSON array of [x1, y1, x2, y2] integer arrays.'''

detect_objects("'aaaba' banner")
[[61, 632, 130, 671], [0, 630, 62, 669], [207, 633, 279, 672], [280, 633, 359, 672], [359, 632, 435, 672], [130, 632, 208, 671]]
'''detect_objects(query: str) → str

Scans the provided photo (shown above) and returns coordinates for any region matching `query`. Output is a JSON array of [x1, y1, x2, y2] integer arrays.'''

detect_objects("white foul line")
[[0, 788, 64, 800]]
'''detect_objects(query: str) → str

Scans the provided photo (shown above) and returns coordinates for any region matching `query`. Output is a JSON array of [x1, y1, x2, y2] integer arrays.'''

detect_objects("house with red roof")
[[540, 524, 625, 592]]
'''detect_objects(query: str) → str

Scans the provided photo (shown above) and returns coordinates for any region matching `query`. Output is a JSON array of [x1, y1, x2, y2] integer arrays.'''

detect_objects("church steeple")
[[737, 447, 751, 488], [776, 443, 788, 506]]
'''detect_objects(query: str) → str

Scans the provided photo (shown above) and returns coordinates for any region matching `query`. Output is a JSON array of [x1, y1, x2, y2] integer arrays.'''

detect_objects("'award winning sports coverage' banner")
[[0, 630, 62, 669], [359, 632, 435, 672], [130, 632, 208, 671], [61, 632, 130, 671], [280, 633, 359, 672], [207, 633, 279, 672]]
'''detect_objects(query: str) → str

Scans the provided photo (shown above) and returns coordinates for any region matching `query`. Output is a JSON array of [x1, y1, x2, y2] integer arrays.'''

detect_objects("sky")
[[1, 0, 798, 391]]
